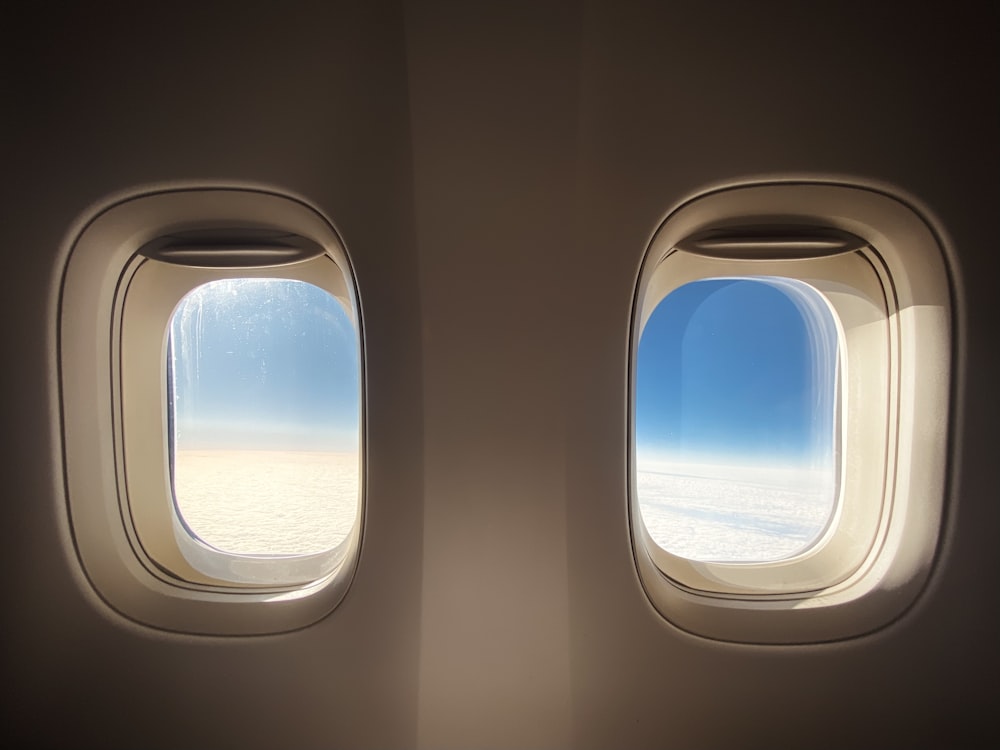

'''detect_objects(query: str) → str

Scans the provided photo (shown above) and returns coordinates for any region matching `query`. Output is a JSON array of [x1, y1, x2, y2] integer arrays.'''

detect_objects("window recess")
[[630, 182, 952, 644], [59, 188, 364, 635]]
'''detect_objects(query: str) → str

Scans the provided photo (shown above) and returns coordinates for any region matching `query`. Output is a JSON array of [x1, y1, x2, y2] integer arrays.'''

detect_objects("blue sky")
[[169, 275, 834, 463], [170, 279, 360, 451], [636, 277, 838, 469]]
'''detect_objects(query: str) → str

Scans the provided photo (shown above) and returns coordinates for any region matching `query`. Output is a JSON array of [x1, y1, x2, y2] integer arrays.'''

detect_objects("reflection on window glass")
[[169, 279, 360, 556], [636, 277, 839, 562]]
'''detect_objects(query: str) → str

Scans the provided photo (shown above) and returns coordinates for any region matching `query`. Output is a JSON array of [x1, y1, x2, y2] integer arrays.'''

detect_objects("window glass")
[[635, 277, 839, 562], [169, 278, 360, 556]]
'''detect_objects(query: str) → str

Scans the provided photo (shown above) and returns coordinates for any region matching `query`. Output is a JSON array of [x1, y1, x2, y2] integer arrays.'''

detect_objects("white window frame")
[[630, 181, 953, 644], [58, 186, 365, 635]]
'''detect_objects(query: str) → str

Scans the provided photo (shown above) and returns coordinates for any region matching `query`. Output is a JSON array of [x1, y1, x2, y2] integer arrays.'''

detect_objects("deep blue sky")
[[636, 278, 837, 468], [170, 279, 360, 451]]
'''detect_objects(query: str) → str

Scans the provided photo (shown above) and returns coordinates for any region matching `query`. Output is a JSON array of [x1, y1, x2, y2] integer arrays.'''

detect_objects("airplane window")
[[58, 188, 366, 634], [635, 278, 839, 563], [169, 278, 360, 558], [628, 182, 952, 644]]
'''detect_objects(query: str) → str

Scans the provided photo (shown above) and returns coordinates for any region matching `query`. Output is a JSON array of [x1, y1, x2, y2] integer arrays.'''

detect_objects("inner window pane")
[[635, 277, 839, 562], [168, 278, 360, 556]]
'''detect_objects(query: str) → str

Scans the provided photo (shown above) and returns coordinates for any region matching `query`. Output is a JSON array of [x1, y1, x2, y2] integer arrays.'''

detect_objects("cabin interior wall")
[[404, 3, 579, 747], [566, 3, 999, 748], [2, 1, 997, 748], [3, 4, 424, 748]]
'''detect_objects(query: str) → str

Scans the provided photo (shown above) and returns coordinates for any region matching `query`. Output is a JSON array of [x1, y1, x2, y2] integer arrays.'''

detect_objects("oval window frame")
[[59, 186, 365, 635], [629, 181, 953, 644]]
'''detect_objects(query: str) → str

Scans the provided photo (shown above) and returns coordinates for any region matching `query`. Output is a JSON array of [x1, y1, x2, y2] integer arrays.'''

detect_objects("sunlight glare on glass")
[[168, 278, 360, 556], [635, 277, 839, 562]]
